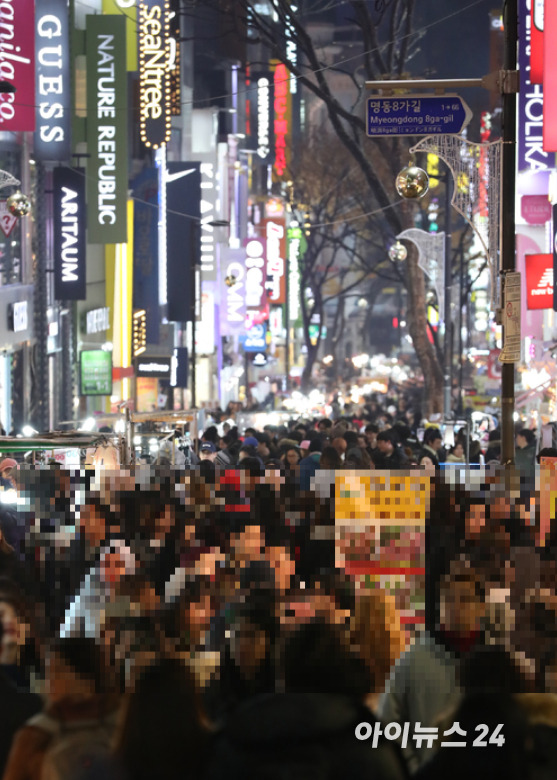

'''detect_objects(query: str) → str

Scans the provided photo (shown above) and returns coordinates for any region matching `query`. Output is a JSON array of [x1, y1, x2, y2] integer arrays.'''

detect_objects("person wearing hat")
[[0, 459, 17, 491], [242, 436, 259, 449], [200, 442, 218, 463]]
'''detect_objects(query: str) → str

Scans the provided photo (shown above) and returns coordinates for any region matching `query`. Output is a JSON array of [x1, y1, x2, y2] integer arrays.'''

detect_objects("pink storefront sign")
[[521, 194, 552, 225], [0, 0, 36, 131]]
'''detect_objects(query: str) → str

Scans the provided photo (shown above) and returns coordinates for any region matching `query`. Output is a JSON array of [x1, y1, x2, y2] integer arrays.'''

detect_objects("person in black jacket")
[[207, 618, 409, 780], [372, 430, 409, 470], [0, 621, 42, 777], [417, 428, 443, 467]]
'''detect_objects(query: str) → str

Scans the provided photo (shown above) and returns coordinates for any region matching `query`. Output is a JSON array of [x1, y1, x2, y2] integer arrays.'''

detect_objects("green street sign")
[[80, 350, 113, 396]]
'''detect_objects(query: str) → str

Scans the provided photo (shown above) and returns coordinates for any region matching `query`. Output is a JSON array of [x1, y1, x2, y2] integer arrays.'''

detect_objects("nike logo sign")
[[166, 168, 196, 183]]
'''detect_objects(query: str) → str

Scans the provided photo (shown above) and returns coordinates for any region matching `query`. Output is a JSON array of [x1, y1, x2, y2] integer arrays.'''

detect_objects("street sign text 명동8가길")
[[366, 95, 472, 136]]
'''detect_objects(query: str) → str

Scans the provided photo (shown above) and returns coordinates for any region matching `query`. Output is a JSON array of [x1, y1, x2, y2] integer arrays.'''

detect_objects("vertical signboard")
[[272, 62, 292, 181], [132, 168, 159, 344], [86, 15, 128, 244], [518, 0, 549, 171], [543, 0, 557, 151], [35, 0, 71, 161], [287, 226, 304, 323], [138, 0, 171, 149], [200, 161, 218, 282], [53, 167, 86, 301], [166, 162, 201, 322], [553, 204, 557, 312], [220, 247, 246, 336], [531, 0, 544, 84], [263, 218, 286, 304], [102, 0, 138, 71], [250, 72, 274, 164], [0, 0, 36, 131]]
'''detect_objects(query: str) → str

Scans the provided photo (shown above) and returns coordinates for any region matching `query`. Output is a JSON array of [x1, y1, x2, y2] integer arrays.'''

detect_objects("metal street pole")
[[190, 220, 198, 410], [500, 0, 518, 465], [443, 162, 452, 420]]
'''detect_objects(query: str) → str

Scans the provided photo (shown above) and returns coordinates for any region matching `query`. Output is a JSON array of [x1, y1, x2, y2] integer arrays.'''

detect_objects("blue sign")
[[366, 94, 472, 137], [240, 324, 267, 353]]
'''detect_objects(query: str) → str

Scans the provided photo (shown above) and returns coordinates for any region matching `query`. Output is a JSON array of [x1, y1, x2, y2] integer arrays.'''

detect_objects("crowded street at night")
[[1, 0, 557, 778]]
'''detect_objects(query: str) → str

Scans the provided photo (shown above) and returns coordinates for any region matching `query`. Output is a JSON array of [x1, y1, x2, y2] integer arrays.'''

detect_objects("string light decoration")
[[138, 0, 172, 149]]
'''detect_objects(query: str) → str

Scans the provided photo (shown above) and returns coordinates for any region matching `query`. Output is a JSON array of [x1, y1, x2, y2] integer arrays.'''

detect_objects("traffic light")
[[427, 197, 439, 233]]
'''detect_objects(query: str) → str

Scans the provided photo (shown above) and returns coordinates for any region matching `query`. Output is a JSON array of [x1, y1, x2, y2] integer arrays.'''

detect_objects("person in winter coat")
[[416, 428, 443, 468], [372, 430, 409, 470], [515, 428, 537, 483], [0, 621, 42, 778], [3, 636, 121, 780], [207, 618, 409, 780], [378, 559, 487, 773]]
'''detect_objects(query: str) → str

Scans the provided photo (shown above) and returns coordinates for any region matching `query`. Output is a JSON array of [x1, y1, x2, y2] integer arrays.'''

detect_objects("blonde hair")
[[351, 587, 406, 694]]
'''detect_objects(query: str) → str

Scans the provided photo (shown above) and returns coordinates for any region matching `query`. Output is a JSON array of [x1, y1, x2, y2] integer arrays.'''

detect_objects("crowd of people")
[[0, 395, 556, 779]]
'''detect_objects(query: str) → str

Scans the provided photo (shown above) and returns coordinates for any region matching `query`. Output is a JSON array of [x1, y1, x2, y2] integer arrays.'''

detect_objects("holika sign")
[[138, 0, 171, 149]]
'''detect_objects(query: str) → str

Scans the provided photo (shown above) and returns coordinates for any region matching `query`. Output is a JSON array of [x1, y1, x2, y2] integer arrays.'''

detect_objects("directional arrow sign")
[[366, 94, 472, 137]]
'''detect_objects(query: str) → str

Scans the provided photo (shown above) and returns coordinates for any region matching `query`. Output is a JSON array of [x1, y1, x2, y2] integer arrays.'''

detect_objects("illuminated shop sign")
[[543, 0, 557, 151], [135, 356, 171, 377], [138, 0, 171, 149], [7, 302, 28, 333], [200, 162, 217, 281], [169, 4, 181, 115], [531, 0, 544, 84], [264, 219, 286, 304], [273, 62, 291, 180], [257, 77, 271, 159], [220, 248, 246, 336], [525, 253, 553, 309], [518, 0, 549, 171], [244, 237, 266, 309], [1, 0, 36, 131], [53, 166, 86, 301], [86, 15, 128, 244], [102, 0, 138, 71], [35, 0, 71, 161], [86, 307, 110, 335], [132, 309, 147, 356], [287, 226, 303, 323]]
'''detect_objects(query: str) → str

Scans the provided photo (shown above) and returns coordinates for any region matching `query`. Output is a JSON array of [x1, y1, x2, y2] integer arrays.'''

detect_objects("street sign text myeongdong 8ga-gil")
[[366, 95, 472, 137]]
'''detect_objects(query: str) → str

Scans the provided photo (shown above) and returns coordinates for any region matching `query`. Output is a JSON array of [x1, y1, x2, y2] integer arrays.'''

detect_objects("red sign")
[[544, 0, 557, 150], [273, 63, 290, 180], [264, 217, 286, 304], [531, 0, 544, 84], [521, 194, 552, 224], [525, 253, 553, 309], [0, 0, 36, 131]]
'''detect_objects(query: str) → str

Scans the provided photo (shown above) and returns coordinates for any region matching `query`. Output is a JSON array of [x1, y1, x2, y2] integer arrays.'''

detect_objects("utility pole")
[[499, 0, 518, 465], [443, 161, 452, 421]]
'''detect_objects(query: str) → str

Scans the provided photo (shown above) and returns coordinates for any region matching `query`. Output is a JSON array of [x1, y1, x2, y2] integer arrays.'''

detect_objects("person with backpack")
[[3, 636, 121, 780]]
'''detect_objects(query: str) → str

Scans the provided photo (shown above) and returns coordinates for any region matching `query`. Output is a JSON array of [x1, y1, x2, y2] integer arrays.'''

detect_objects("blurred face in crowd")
[[377, 438, 393, 455], [257, 441, 270, 459], [452, 443, 464, 459], [357, 435, 367, 450], [46, 651, 95, 702], [430, 436, 442, 452], [466, 503, 486, 538], [516, 434, 527, 449], [440, 578, 486, 635], [231, 524, 264, 564], [230, 618, 269, 679], [284, 448, 300, 467], [267, 545, 295, 593], [79, 503, 106, 547], [0, 600, 27, 663], [365, 430, 377, 448], [184, 593, 212, 646], [332, 438, 347, 459], [100, 548, 129, 588], [154, 504, 173, 540]]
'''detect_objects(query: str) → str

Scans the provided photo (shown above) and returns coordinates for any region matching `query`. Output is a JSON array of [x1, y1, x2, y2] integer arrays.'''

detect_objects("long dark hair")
[[114, 658, 209, 780]]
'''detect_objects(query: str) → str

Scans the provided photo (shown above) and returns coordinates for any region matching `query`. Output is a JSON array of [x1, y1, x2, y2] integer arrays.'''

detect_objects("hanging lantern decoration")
[[395, 165, 429, 199], [6, 192, 31, 218], [388, 241, 408, 262]]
